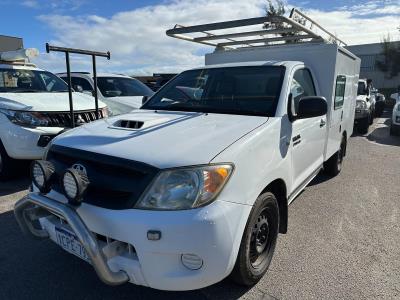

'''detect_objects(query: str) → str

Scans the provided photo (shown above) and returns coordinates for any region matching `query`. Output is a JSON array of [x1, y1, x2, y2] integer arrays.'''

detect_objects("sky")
[[0, 0, 399, 75]]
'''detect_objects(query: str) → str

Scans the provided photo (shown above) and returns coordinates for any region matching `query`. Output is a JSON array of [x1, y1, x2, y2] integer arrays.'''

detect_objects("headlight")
[[356, 100, 367, 110], [136, 164, 234, 210], [101, 107, 112, 117], [0, 108, 49, 127]]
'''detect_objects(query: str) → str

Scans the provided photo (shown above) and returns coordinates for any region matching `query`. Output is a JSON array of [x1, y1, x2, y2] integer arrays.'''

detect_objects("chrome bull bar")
[[14, 193, 129, 286]]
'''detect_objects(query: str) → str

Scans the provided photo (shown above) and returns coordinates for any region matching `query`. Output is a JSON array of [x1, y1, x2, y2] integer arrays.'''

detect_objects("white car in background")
[[390, 101, 400, 136], [0, 51, 108, 179], [58, 72, 154, 115]]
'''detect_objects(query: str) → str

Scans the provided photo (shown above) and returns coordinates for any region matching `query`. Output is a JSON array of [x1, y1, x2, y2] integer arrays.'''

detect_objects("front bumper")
[[354, 109, 369, 120], [14, 192, 251, 290]]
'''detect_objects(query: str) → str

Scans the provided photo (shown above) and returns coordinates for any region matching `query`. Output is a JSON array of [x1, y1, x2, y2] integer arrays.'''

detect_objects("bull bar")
[[14, 193, 129, 286]]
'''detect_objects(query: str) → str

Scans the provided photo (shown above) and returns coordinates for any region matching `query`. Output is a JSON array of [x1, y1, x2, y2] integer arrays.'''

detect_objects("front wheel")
[[358, 116, 370, 134], [0, 141, 18, 180], [230, 192, 279, 286]]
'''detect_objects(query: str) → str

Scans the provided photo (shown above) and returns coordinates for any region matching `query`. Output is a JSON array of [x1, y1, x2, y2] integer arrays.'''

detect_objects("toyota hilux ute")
[[15, 12, 361, 291], [0, 49, 109, 179]]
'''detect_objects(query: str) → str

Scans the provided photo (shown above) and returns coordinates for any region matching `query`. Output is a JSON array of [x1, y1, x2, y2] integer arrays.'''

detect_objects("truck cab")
[[15, 13, 361, 291], [0, 49, 108, 179]]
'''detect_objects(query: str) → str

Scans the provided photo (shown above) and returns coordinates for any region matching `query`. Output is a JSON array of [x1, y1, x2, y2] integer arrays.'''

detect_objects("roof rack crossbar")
[[166, 8, 347, 49], [193, 27, 301, 42], [217, 34, 320, 48]]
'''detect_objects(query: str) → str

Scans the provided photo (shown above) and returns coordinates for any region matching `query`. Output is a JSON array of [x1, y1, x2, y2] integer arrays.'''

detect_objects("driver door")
[[290, 68, 327, 192]]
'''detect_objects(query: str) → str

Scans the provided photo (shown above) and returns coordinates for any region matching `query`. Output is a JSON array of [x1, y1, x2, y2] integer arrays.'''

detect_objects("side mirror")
[[297, 96, 327, 119], [142, 95, 149, 105]]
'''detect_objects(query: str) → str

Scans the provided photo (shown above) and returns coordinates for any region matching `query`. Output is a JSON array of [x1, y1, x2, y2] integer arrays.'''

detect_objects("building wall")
[[346, 41, 400, 91]]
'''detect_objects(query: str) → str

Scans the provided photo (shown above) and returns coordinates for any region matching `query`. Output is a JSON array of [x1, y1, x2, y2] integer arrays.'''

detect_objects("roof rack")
[[166, 8, 347, 50]]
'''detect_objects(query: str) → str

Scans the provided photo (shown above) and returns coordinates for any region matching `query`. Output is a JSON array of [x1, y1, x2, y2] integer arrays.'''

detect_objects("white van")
[[15, 12, 361, 291], [0, 49, 108, 179]]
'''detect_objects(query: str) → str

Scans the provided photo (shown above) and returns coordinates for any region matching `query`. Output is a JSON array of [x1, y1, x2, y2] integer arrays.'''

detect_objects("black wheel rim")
[[249, 208, 272, 268]]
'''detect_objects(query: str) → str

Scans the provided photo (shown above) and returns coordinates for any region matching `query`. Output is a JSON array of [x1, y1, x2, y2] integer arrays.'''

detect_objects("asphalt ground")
[[0, 112, 399, 300]]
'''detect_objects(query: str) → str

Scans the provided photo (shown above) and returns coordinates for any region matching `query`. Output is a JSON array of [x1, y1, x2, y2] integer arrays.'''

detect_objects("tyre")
[[390, 125, 398, 136], [358, 116, 369, 134], [0, 140, 18, 180], [231, 192, 279, 286], [324, 137, 345, 176], [369, 111, 374, 125]]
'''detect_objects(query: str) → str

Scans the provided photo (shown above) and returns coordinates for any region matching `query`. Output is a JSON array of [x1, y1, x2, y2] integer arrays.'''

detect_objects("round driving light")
[[30, 160, 55, 193], [61, 168, 89, 206], [181, 254, 203, 270]]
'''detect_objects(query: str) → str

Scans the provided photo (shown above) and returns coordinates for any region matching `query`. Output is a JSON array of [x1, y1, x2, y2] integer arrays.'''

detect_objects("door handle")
[[320, 119, 326, 127]]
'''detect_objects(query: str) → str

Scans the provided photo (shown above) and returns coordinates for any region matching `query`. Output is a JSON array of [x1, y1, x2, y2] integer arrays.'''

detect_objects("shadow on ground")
[[0, 177, 30, 196], [0, 210, 263, 300], [367, 126, 400, 147]]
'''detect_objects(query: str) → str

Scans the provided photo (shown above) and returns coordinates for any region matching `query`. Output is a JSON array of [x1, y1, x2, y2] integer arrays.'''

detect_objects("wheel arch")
[[260, 178, 288, 234]]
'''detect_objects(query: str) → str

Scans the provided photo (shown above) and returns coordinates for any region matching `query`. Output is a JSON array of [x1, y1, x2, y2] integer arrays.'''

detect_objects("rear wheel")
[[230, 192, 279, 286], [324, 137, 345, 176], [0, 141, 18, 180]]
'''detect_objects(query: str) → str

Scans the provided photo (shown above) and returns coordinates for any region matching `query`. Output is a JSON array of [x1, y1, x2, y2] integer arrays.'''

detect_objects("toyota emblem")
[[72, 163, 87, 175]]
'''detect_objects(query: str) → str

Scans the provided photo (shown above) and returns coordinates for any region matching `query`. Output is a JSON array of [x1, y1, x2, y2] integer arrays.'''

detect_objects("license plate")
[[356, 109, 361, 113], [55, 227, 90, 263]]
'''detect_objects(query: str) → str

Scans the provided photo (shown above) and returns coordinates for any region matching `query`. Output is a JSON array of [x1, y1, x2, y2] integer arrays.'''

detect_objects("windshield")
[[357, 82, 367, 95], [97, 77, 153, 98], [0, 68, 68, 93], [142, 66, 285, 117]]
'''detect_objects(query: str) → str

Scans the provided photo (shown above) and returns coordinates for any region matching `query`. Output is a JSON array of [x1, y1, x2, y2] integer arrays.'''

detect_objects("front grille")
[[46, 145, 159, 210], [42, 110, 104, 127]]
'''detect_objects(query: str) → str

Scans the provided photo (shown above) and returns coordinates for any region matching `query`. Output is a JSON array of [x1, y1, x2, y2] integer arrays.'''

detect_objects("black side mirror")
[[297, 96, 327, 119], [142, 95, 149, 105]]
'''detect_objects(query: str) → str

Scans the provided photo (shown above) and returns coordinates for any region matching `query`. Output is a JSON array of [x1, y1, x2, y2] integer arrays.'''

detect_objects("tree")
[[376, 34, 400, 78], [263, 0, 305, 44]]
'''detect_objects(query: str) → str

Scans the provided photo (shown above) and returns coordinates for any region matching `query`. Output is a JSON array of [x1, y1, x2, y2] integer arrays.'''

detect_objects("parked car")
[[354, 79, 374, 134], [0, 49, 108, 179], [58, 72, 154, 115], [390, 101, 400, 136], [15, 16, 361, 291], [371, 88, 385, 117]]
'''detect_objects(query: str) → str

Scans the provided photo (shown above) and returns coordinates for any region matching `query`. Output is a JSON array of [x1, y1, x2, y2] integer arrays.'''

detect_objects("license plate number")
[[55, 227, 90, 263]]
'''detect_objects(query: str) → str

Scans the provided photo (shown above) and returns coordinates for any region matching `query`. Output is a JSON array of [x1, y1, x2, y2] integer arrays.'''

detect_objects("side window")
[[334, 75, 346, 110], [290, 69, 316, 112], [61, 77, 93, 91]]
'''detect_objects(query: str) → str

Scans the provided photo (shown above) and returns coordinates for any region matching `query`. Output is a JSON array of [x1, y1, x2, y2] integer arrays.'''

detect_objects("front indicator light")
[[30, 160, 55, 193]]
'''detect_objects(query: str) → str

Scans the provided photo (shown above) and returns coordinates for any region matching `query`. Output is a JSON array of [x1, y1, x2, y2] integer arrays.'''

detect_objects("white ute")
[[0, 48, 108, 179], [57, 72, 154, 116], [15, 11, 361, 290]]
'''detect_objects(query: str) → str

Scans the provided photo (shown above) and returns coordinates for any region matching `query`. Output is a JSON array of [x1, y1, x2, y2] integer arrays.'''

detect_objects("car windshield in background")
[[97, 77, 153, 98], [357, 82, 367, 95], [0, 69, 68, 93], [142, 66, 285, 117]]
